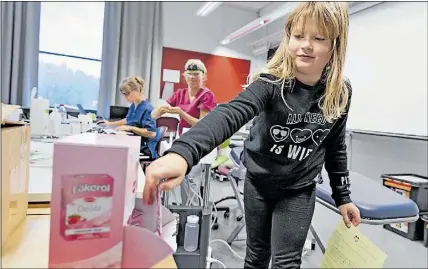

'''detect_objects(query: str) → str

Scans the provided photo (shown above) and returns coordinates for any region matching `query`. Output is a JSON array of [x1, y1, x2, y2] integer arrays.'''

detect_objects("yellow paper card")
[[321, 221, 387, 268]]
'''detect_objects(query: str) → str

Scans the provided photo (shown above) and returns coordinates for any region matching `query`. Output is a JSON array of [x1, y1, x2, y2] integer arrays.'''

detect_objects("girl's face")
[[122, 90, 140, 103], [185, 71, 204, 89], [288, 19, 332, 77]]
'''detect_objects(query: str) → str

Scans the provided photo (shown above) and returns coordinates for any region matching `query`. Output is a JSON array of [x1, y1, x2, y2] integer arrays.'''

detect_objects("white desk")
[[28, 140, 149, 203], [29, 140, 54, 202], [28, 130, 221, 203]]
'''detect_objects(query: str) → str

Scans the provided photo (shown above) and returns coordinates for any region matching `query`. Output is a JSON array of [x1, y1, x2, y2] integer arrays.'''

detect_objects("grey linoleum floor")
[[200, 179, 428, 268]]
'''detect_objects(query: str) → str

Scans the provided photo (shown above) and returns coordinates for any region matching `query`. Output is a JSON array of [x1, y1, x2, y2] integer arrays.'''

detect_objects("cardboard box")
[[1, 123, 31, 248], [122, 225, 176, 268], [131, 195, 163, 236], [48, 133, 141, 268]]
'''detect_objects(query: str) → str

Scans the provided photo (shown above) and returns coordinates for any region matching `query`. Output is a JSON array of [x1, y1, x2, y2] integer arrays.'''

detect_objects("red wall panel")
[[160, 47, 251, 104]]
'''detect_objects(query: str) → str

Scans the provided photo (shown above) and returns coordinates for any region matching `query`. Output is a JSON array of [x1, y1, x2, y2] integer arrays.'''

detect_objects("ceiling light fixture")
[[196, 2, 222, 17], [220, 2, 383, 45], [220, 19, 270, 45], [219, 3, 297, 45]]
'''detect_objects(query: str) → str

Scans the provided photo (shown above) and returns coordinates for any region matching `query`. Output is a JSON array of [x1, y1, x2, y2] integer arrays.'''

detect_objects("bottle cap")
[[187, 215, 199, 224]]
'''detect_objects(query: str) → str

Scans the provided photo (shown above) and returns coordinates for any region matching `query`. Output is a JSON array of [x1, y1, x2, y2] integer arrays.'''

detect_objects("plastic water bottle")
[[58, 104, 67, 123], [183, 215, 200, 252]]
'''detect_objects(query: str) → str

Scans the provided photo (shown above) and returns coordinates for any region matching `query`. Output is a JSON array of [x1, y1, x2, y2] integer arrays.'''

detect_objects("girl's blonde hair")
[[119, 76, 145, 95], [253, 2, 350, 122]]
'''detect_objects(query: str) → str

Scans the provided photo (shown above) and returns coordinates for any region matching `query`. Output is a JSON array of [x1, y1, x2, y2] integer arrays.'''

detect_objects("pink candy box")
[[49, 133, 140, 268]]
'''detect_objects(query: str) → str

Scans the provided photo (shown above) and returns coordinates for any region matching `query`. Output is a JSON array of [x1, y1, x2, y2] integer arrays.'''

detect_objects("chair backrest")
[[156, 117, 179, 132], [156, 117, 180, 143]]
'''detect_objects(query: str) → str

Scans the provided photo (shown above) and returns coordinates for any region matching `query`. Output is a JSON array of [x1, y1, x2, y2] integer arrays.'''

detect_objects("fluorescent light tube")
[[219, 2, 383, 45], [197, 2, 222, 17], [221, 19, 270, 45]]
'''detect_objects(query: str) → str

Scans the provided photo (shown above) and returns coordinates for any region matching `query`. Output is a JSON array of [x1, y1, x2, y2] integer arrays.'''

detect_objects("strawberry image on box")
[[61, 174, 114, 241]]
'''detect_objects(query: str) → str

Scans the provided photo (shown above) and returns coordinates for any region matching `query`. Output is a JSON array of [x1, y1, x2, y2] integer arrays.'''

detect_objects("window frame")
[[39, 50, 102, 63]]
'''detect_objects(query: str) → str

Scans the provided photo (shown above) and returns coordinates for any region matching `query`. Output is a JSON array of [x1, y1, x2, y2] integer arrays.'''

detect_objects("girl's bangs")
[[288, 3, 338, 40]]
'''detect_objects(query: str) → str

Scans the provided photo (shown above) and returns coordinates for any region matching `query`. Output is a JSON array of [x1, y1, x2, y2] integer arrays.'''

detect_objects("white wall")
[[241, 2, 428, 136], [344, 2, 427, 136], [162, 2, 266, 75]]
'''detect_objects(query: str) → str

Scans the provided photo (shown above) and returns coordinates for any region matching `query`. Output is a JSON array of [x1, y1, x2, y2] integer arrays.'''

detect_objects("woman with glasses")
[[152, 59, 217, 205], [152, 59, 217, 134]]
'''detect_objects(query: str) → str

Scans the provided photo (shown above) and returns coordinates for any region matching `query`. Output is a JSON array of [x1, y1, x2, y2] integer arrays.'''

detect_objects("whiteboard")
[[344, 2, 428, 136]]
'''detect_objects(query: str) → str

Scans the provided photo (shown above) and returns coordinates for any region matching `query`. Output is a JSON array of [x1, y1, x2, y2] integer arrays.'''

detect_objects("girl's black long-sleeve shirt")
[[166, 74, 353, 207]]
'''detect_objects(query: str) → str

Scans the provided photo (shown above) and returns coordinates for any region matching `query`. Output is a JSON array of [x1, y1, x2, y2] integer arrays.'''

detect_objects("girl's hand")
[[143, 153, 188, 205], [338, 202, 361, 228]]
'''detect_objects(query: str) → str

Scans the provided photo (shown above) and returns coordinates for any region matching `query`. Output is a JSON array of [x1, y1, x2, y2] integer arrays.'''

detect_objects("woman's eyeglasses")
[[185, 71, 202, 77]]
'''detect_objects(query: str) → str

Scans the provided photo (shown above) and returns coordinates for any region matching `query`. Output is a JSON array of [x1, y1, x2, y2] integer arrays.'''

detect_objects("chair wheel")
[[237, 215, 243, 221], [212, 223, 219, 230], [224, 211, 230, 219]]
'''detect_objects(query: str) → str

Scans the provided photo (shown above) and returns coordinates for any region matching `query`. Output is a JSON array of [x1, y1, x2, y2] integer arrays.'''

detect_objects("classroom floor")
[[207, 179, 428, 268]]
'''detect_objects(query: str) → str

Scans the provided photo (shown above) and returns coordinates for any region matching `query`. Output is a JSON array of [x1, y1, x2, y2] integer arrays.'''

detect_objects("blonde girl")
[[144, 2, 360, 268]]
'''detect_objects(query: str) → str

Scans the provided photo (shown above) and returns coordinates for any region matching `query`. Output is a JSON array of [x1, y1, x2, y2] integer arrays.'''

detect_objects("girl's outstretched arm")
[[166, 76, 275, 173]]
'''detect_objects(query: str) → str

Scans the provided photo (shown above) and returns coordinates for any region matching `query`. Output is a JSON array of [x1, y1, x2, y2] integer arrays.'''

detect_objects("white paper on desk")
[[163, 69, 180, 83]]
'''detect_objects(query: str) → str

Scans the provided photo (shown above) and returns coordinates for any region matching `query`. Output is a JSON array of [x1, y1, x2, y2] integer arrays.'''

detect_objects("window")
[[38, 2, 105, 110]]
